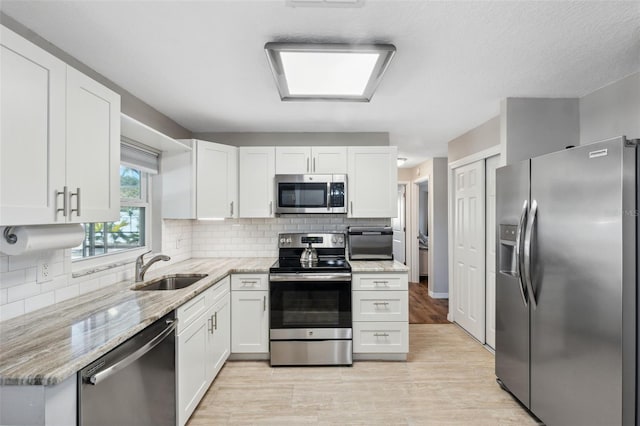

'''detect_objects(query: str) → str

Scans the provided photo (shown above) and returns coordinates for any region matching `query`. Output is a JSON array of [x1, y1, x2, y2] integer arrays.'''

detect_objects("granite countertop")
[[0, 257, 275, 386], [348, 260, 409, 272]]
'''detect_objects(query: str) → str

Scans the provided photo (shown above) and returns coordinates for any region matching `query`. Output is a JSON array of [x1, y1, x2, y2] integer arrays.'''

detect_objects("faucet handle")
[[138, 250, 153, 262]]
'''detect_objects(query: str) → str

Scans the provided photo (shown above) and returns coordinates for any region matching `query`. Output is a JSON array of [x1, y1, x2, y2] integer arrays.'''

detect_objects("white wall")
[[579, 71, 640, 144], [0, 220, 190, 321], [502, 97, 580, 165], [430, 158, 449, 296], [418, 187, 428, 235]]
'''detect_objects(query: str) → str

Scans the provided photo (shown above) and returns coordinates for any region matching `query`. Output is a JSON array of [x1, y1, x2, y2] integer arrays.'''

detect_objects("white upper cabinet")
[[65, 67, 120, 223], [347, 146, 398, 218], [239, 147, 275, 218], [0, 25, 120, 226], [162, 139, 238, 219], [275, 146, 347, 174]]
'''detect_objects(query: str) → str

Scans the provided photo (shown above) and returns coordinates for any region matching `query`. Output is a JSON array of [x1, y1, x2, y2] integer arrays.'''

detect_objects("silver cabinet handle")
[[313, 158, 316, 172], [56, 186, 68, 219], [242, 280, 258, 286], [230, 201, 234, 217], [88, 319, 177, 385], [374, 333, 389, 337], [306, 157, 310, 173], [263, 295, 266, 312], [350, 201, 353, 215], [515, 200, 529, 307], [208, 316, 214, 334], [373, 281, 389, 286], [524, 199, 538, 309], [70, 187, 81, 217], [373, 302, 390, 306], [269, 201, 273, 215], [213, 312, 218, 331]]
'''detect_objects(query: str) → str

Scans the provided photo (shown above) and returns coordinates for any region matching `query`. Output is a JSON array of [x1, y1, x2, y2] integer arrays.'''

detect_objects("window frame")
[[71, 166, 152, 271]]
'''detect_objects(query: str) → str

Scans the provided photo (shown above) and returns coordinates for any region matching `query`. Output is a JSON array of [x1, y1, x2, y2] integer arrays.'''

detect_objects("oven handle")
[[269, 273, 352, 282]]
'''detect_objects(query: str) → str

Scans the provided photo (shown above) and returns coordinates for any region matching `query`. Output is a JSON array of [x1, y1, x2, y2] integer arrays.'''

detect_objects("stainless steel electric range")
[[269, 232, 352, 366]]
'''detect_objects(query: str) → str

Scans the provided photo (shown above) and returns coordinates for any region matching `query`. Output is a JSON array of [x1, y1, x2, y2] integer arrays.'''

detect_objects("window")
[[72, 165, 149, 260]]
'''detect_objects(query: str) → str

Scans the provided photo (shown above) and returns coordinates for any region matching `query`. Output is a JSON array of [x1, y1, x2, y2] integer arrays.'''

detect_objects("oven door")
[[269, 273, 352, 335]]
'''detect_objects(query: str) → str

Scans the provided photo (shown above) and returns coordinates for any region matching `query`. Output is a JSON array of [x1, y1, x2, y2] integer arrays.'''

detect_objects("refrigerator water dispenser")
[[498, 224, 519, 277]]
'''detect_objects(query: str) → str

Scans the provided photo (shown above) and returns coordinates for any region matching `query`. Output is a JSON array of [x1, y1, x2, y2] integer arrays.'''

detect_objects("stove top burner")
[[270, 257, 351, 273]]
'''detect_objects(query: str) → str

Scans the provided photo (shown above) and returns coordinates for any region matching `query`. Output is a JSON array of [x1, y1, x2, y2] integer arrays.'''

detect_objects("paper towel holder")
[[3, 227, 17, 245]]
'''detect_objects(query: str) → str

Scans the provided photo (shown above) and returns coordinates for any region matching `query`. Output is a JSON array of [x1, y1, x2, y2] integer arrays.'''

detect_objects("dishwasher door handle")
[[87, 319, 178, 386]]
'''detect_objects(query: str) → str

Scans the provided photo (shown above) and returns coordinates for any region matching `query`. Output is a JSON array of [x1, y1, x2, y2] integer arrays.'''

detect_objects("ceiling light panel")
[[265, 43, 396, 102]]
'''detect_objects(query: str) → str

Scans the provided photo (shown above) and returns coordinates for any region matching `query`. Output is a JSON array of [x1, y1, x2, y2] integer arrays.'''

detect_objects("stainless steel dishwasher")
[[78, 312, 177, 426]]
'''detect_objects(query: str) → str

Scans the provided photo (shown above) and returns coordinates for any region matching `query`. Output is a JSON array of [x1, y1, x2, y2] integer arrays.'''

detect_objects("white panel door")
[[0, 26, 66, 225], [453, 160, 486, 342], [275, 147, 310, 174], [485, 155, 500, 349], [311, 146, 347, 173], [231, 291, 269, 353], [66, 66, 120, 223], [392, 185, 406, 263], [239, 147, 275, 218], [347, 146, 398, 218], [196, 141, 237, 219]]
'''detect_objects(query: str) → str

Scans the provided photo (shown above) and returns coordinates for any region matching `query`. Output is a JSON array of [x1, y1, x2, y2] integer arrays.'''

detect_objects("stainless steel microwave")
[[275, 174, 347, 214]]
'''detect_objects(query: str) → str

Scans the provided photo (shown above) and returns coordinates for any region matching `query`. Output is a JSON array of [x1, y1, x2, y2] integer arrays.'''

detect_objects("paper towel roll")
[[0, 224, 85, 256]]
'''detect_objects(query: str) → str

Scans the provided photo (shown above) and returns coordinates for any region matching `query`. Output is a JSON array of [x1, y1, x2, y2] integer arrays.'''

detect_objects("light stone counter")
[[0, 257, 275, 386], [348, 260, 409, 272]]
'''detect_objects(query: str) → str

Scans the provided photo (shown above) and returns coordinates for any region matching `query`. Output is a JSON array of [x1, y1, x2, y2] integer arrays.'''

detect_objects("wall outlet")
[[37, 260, 52, 283]]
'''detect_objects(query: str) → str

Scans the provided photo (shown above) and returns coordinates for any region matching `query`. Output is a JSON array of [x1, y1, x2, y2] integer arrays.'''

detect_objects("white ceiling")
[[2, 1, 639, 166]]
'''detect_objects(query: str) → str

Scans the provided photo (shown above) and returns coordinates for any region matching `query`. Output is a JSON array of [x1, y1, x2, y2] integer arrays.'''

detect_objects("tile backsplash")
[[191, 215, 388, 258], [0, 216, 386, 321]]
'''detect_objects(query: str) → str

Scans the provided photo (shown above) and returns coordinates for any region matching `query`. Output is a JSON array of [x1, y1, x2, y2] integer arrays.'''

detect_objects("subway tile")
[[0, 300, 25, 321], [0, 289, 7, 304], [25, 267, 37, 283], [0, 269, 26, 288], [7, 253, 40, 271], [55, 285, 79, 303], [0, 256, 7, 272], [8, 282, 40, 303], [24, 291, 55, 313], [39, 276, 70, 293]]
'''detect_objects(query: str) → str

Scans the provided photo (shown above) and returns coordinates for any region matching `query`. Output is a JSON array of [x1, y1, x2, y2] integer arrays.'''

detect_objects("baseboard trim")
[[428, 290, 449, 299], [228, 353, 270, 361]]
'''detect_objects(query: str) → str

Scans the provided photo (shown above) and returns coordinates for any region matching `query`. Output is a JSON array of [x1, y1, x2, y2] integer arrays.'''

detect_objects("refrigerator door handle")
[[524, 199, 538, 308], [515, 199, 528, 306]]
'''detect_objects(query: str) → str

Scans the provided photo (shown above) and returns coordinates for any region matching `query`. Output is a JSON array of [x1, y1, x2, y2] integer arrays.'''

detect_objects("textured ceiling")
[[2, 1, 639, 165]]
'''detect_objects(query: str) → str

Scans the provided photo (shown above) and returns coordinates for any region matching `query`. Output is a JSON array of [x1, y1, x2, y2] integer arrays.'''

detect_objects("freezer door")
[[495, 159, 530, 408], [528, 138, 633, 426]]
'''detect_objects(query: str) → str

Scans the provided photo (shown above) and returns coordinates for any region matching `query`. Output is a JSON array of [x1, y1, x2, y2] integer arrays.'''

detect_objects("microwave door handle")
[[327, 182, 331, 211]]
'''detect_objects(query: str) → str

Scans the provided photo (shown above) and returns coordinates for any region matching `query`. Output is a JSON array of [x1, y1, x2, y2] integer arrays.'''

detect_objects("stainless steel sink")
[[134, 274, 208, 291]]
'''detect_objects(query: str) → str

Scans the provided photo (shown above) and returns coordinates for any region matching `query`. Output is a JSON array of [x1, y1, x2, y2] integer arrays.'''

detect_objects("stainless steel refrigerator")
[[495, 136, 638, 426]]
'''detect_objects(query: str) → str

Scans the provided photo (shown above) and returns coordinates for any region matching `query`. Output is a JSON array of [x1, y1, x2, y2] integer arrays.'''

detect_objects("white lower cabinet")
[[231, 274, 269, 355], [177, 277, 230, 426], [352, 272, 409, 359]]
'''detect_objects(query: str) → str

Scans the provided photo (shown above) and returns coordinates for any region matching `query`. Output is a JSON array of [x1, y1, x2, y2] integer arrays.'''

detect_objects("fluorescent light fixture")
[[397, 157, 407, 167], [265, 43, 396, 102]]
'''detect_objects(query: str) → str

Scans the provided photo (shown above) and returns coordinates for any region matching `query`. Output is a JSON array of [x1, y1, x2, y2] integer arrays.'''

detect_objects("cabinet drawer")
[[207, 276, 230, 305], [353, 321, 408, 353], [352, 290, 408, 322], [177, 277, 230, 332], [353, 274, 408, 291], [176, 293, 208, 333], [231, 274, 268, 291]]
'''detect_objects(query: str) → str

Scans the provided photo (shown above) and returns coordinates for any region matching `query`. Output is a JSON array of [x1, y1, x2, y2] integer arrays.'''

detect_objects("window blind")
[[120, 140, 159, 174]]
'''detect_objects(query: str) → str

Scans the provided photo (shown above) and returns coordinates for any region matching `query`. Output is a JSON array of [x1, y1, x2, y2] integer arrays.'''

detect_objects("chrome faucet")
[[135, 251, 171, 282]]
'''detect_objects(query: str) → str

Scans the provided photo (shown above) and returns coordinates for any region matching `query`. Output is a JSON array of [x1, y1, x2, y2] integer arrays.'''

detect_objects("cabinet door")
[[275, 147, 310, 174], [66, 67, 120, 223], [239, 147, 275, 218], [231, 290, 269, 353], [160, 146, 196, 219], [312, 146, 347, 174], [207, 293, 231, 380], [196, 141, 238, 219], [0, 26, 66, 225], [347, 146, 398, 218], [177, 315, 209, 426]]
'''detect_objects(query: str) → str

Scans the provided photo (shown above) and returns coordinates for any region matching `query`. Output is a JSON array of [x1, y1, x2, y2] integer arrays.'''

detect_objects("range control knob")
[[337, 236, 344, 244], [331, 236, 337, 243]]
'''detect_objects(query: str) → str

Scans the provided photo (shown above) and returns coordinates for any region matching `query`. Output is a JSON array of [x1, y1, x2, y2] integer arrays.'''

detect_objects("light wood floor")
[[187, 324, 538, 425]]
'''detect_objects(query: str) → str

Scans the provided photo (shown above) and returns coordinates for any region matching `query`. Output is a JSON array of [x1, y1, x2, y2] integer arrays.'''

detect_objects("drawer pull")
[[208, 316, 214, 334], [374, 333, 390, 337], [242, 280, 258, 285], [373, 281, 389, 285], [373, 302, 390, 307], [213, 312, 218, 331]]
